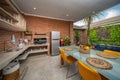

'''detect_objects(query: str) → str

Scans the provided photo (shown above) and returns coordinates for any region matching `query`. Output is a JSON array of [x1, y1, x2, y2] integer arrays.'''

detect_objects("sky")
[[74, 4, 120, 27]]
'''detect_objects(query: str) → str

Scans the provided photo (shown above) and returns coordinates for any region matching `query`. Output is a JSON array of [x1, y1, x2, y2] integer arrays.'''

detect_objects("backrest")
[[104, 50, 120, 56], [78, 60, 101, 80], [59, 48, 68, 62]]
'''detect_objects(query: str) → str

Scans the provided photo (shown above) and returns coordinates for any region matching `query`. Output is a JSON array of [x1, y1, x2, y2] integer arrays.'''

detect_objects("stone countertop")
[[0, 43, 49, 70]]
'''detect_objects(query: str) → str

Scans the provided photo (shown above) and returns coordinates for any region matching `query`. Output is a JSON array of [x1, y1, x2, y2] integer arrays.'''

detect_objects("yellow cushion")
[[104, 50, 120, 56]]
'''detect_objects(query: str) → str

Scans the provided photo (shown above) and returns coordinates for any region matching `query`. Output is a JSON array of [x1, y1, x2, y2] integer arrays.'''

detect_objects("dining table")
[[59, 45, 120, 80]]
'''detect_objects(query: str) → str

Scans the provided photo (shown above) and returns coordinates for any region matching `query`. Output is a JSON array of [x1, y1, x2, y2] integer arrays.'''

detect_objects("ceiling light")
[[33, 7, 37, 10], [66, 14, 69, 16], [92, 11, 95, 14]]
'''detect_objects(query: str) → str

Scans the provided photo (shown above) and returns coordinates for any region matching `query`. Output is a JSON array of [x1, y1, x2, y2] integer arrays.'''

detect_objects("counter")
[[0, 44, 49, 70]]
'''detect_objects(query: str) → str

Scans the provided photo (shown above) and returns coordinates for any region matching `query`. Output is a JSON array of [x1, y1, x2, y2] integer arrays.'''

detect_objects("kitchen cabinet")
[[0, 0, 26, 31]]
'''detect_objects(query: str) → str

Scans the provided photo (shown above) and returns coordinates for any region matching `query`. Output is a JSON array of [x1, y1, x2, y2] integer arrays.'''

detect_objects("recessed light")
[[92, 11, 95, 14], [33, 7, 37, 10], [66, 14, 69, 16]]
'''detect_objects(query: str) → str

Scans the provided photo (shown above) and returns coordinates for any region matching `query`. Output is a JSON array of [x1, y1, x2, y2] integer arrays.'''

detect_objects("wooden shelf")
[[25, 32, 33, 35], [18, 49, 48, 60], [18, 52, 29, 60], [34, 32, 46, 35], [0, 0, 19, 14], [29, 49, 48, 54], [0, 0, 26, 31], [0, 19, 24, 31], [0, 7, 18, 22]]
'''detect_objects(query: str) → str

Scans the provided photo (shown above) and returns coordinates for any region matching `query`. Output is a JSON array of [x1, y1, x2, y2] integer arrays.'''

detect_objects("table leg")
[[61, 55, 64, 65]]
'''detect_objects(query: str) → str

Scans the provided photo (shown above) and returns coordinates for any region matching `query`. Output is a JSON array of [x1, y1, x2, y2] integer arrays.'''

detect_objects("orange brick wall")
[[80, 30, 88, 43], [74, 29, 87, 44], [24, 15, 74, 44], [0, 15, 74, 52], [0, 28, 23, 52]]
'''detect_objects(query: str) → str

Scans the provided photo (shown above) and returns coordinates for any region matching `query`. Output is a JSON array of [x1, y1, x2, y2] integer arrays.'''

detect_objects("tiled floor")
[[23, 54, 83, 80]]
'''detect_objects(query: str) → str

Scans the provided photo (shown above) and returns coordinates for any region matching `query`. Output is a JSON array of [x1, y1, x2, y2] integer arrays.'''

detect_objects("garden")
[[90, 24, 120, 51]]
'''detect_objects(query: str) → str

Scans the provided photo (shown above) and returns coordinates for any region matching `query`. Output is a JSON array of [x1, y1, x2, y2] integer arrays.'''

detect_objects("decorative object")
[[79, 47, 90, 54], [96, 52, 118, 59], [11, 34, 15, 44], [60, 38, 65, 46], [25, 29, 32, 35], [86, 57, 112, 69], [63, 36, 71, 46]]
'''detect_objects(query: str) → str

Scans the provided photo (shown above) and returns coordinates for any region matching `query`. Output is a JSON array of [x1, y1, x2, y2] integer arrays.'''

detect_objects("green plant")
[[82, 42, 91, 47], [25, 29, 30, 33], [75, 30, 80, 44], [83, 12, 103, 44], [63, 36, 71, 46], [90, 24, 120, 46]]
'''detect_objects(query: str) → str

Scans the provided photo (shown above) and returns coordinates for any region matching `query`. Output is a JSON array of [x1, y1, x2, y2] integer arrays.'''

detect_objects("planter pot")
[[99, 44, 106, 51], [94, 44, 120, 52], [111, 46, 120, 52], [94, 44, 100, 50]]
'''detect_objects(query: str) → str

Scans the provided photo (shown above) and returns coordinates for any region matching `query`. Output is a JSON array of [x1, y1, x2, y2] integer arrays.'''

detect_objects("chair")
[[78, 60, 109, 80], [59, 48, 77, 79], [104, 50, 120, 56]]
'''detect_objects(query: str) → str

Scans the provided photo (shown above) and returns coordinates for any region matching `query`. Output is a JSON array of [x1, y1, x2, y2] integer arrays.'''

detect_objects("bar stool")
[[59, 48, 77, 79]]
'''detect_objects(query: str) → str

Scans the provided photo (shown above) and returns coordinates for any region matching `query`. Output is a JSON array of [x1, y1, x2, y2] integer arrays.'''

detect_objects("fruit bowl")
[[79, 46, 90, 54]]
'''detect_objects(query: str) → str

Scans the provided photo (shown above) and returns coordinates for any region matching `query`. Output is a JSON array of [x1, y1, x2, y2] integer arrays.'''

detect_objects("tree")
[[83, 13, 103, 44]]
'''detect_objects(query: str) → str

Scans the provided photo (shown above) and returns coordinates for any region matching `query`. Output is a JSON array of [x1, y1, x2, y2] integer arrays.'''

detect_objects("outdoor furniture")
[[60, 45, 120, 80], [78, 60, 102, 80], [59, 48, 77, 79]]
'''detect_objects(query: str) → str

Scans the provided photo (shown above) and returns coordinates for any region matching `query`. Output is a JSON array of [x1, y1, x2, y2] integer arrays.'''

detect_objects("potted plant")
[[25, 29, 32, 34], [63, 36, 71, 46]]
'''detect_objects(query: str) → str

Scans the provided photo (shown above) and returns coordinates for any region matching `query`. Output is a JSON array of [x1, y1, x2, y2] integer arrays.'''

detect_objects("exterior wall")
[[24, 15, 74, 44], [69, 22, 74, 44], [80, 30, 88, 44], [0, 15, 74, 52], [74, 29, 87, 44], [0, 29, 23, 52]]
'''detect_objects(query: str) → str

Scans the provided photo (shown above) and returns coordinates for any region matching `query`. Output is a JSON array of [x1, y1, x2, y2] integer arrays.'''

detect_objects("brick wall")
[[24, 15, 74, 44], [0, 15, 74, 52], [0, 29, 23, 52], [74, 29, 87, 44], [80, 30, 88, 43]]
